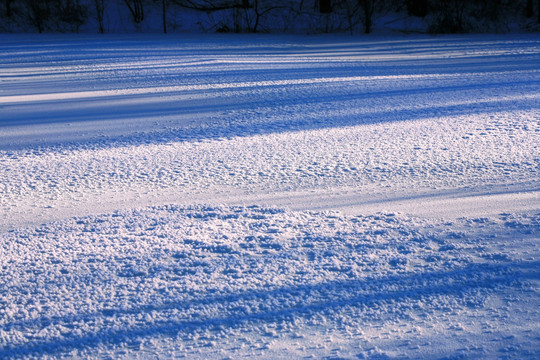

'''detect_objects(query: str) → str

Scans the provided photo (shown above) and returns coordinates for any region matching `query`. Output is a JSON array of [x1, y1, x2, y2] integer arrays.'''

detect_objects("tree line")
[[1, 0, 539, 34]]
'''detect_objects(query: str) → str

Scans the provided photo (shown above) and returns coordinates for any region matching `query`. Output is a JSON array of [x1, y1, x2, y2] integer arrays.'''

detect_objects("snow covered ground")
[[0, 34, 539, 358]]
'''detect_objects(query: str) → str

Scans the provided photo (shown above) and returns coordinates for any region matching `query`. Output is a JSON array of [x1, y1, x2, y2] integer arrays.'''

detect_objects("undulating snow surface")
[[0, 34, 539, 358]]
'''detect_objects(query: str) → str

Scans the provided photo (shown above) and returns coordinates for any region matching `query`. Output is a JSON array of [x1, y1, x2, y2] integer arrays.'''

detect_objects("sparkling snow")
[[0, 34, 539, 359]]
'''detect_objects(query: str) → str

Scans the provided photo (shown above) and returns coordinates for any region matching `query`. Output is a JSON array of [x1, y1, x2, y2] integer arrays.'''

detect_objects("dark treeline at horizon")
[[1, 0, 539, 34]]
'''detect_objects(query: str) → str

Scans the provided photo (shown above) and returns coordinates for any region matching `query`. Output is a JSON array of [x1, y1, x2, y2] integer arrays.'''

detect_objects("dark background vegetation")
[[1, 0, 539, 34]]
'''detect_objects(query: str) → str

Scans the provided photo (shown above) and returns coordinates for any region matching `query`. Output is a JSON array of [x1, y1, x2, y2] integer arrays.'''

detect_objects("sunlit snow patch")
[[1, 205, 538, 359]]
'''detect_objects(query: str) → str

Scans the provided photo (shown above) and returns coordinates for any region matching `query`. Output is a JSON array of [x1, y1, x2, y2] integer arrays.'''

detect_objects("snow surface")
[[0, 33, 539, 358]]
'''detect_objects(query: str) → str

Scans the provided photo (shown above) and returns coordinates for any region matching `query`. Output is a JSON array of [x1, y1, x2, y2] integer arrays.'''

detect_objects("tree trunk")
[[162, 0, 167, 33], [124, 0, 144, 24], [525, 0, 533, 17], [95, 0, 105, 33], [361, 0, 373, 34], [28, 0, 48, 33], [5, 0, 12, 17], [252, 0, 260, 32]]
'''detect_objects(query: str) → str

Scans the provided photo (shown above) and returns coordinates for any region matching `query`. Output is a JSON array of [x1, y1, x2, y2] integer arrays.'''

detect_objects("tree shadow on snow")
[[1, 34, 538, 150], [1, 77, 537, 151], [1, 259, 538, 358]]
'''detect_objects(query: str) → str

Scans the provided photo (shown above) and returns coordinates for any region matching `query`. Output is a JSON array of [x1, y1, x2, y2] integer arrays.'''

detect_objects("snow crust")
[[0, 34, 539, 358], [1, 206, 539, 358]]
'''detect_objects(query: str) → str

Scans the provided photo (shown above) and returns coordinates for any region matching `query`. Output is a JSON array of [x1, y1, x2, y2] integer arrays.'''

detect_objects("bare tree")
[[340, 0, 362, 35], [4, 0, 14, 17], [521, 0, 540, 23], [250, 0, 287, 32], [428, 0, 469, 33], [94, 0, 105, 33], [172, 0, 244, 12], [124, 0, 144, 24], [359, 0, 375, 33], [56, 0, 87, 32], [171, 0, 290, 33], [161, 0, 167, 33], [26, 0, 50, 33]]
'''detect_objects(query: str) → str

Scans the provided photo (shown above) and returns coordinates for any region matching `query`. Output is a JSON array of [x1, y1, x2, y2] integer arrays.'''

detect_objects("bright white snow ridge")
[[0, 34, 539, 359]]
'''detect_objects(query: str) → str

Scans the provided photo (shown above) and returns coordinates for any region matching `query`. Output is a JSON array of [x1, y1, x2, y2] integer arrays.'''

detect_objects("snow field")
[[1, 206, 539, 358], [0, 34, 539, 358], [1, 108, 538, 230]]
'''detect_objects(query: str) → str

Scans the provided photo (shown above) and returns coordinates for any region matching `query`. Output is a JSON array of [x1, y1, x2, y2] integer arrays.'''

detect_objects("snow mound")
[[1, 205, 538, 359]]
